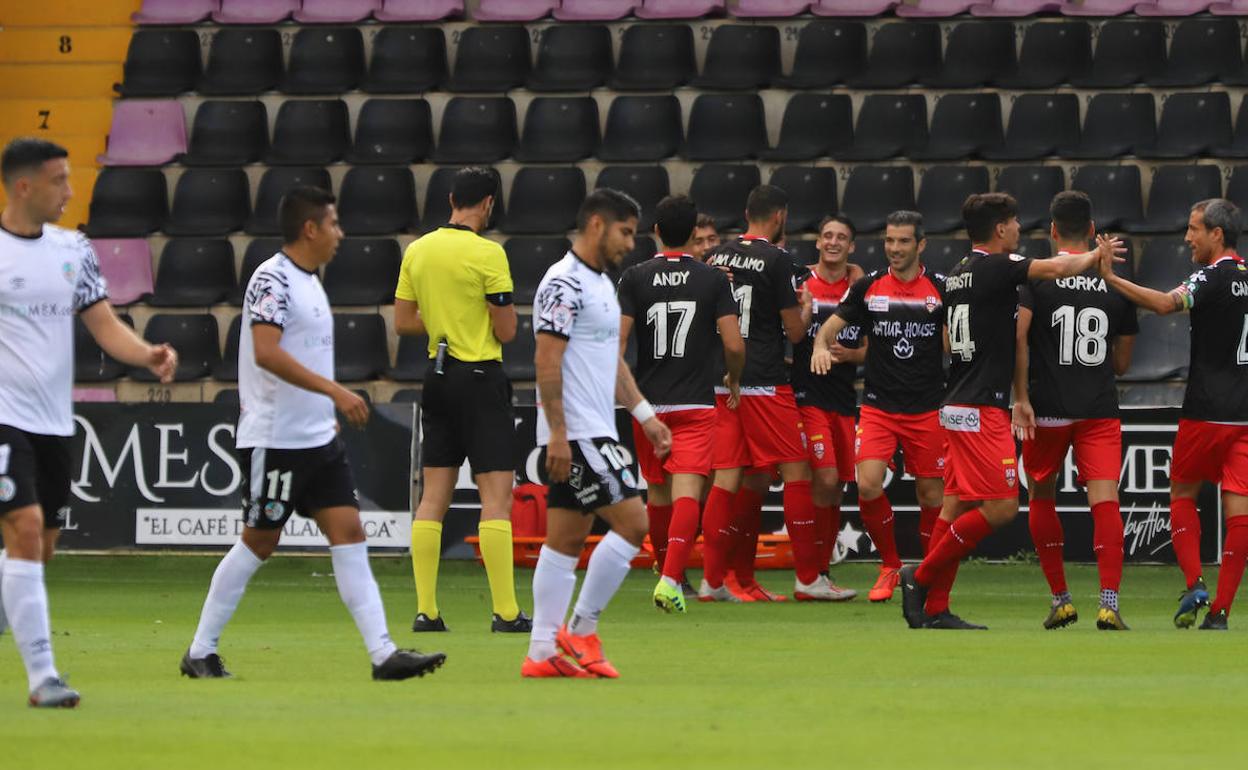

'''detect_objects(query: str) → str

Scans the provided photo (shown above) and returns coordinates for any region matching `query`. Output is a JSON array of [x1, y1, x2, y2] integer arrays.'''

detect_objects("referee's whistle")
[[434, 338, 449, 375]]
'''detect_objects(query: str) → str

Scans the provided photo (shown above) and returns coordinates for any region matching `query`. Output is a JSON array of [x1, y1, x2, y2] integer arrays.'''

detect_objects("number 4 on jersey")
[[948, 304, 975, 362]]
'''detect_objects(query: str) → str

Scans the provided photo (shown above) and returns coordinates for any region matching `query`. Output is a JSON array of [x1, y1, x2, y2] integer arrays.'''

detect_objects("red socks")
[[928, 517, 951, 553], [701, 486, 735, 588], [914, 509, 992, 586], [732, 488, 764, 585], [919, 505, 941, 555], [1170, 496, 1204, 589], [646, 503, 673, 570], [661, 497, 700, 582], [784, 480, 821, 585], [1211, 517, 1248, 615], [859, 495, 902, 570], [815, 504, 841, 570], [1091, 500, 1124, 593], [1028, 497, 1067, 595]]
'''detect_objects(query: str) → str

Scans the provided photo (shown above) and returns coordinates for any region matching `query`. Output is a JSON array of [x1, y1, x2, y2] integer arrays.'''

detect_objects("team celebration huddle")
[[2, 138, 1247, 704]]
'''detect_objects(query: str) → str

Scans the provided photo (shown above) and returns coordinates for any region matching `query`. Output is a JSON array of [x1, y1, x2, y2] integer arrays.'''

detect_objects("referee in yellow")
[[394, 167, 529, 633]]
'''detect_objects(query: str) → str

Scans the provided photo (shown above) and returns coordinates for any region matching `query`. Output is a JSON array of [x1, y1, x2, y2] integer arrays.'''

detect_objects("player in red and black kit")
[[617, 195, 745, 615], [812, 211, 947, 603], [701, 185, 834, 602], [1011, 191, 1137, 631], [1096, 198, 1248, 630], [898, 193, 1123, 630]]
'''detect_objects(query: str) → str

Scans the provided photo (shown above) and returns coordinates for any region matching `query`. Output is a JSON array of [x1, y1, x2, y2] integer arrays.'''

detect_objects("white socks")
[[0, 549, 8, 636], [527, 545, 578, 661], [569, 531, 638, 637], [189, 541, 264, 659], [3, 557, 59, 691], [330, 542, 397, 666]]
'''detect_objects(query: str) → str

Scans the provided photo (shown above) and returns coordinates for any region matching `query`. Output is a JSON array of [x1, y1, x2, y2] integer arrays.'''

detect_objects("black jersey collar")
[[569, 248, 604, 274], [279, 250, 318, 275], [441, 223, 476, 233]]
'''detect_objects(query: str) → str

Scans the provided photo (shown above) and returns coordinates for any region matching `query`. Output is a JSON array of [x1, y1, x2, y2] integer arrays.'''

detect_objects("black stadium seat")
[[1137, 92, 1233, 159], [232, 238, 283, 304], [265, 99, 351, 166], [181, 101, 268, 167], [149, 239, 236, 307], [834, 95, 927, 162], [446, 25, 530, 92], [995, 165, 1065, 232], [421, 166, 504, 233], [163, 168, 250, 237], [692, 24, 780, 91], [595, 166, 669, 232], [689, 165, 762, 232], [334, 314, 389, 381], [1072, 166, 1143, 232], [502, 315, 537, 381], [502, 167, 586, 235], [684, 94, 766, 161], [247, 167, 332, 236], [1146, 18, 1246, 88], [213, 316, 242, 382], [1070, 20, 1166, 89], [324, 239, 403, 305], [769, 166, 836, 234], [775, 21, 865, 89], [430, 97, 517, 164], [922, 239, 970, 275], [761, 93, 853, 162], [362, 26, 447, 94], [1214, 98, 1248, 159], [921, 21, 1015, 90], [1227, 166, 1248, 212], [514, 97, 600, 163], [506, 237, 569, 304], [850, 240, 887, 274], [910, 94, 1003, 161], [346, 98, 433, 165], [1137, 237, 1199, 292], [337, 166, 417, 235], [133, 314, 220, 381], [982, 94, 1079, 161], [1014, 238, 1051, 260], [993, 22, 1091, 89], [527, 24, 613, 92], [389, 335, 432, 382], [1065, 94, 1156, 160], [610, 24, 695, 91], [282, 26, 365, 95], [1124, 166, 1222, 235], [198, 28, 284, 96], [840, 167, 915, 235], [1120, 313, 1190, 382], [117, 29, 201, 97], [849, 22, 940, 89], [598, 96, 683, 163], [85, 168, 168, 237], [917, 167, 990, 235], [75, 314, 131, 382]]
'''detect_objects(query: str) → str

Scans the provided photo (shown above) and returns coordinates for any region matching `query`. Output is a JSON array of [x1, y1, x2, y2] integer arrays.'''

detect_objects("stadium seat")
[[833, 95, 927, 162], [1136, 237, 1198, 292], [324, 239, 403, 305], [527, 25, 612, 91], [848, 22, 940, 89], [75, 314, 132, 382], [506, 237, 570, 304], [774, 21, 865, 89], [1226, 166, 1248, 212], [475, 0, 557, 21], [1136, 92, 1232, 159], [769, 166, 836, 234], [213, 316, 242, 382], [995, 166, 1065, 232], [1212, 98, 1248, 159], [334, 315, 389, 381], [917, 167, 991, 235], [554, 0, 638, 19], [374, 0, 464, 20], [910, 94, 1003, 161], [133, 314, 220, 381], [1014, 238, 1051, 259], [232, 238, 284, 303], [609, 24, 696, 91], [690, 165, 761, 232], [90, 238, 153, 306], [621, 236, 658, 272], [1124, 166, 1222, 235], [992, 22, 1091, 88], [430, 97, 517, 163], [247, 167, 333, 236], [346, 99, 433, 165], [598, 96, 683, 162], [1069, 21, 1165, 88], [282, 27, 365, 95], [1064, 94, 1156, 160], [514, 97, 600, 163], [634, 0, 726, 18], [502, 315, 537, 381], [446, 25, 530, 92], [390, 388, 420, 403], [734, 0, 811, 17], [213, 0, 298, 23], [338, 166, 417, 236], [133, 0, 220, 25], [294, 0, 381, 22], [849, 239, 888, 273], [1061, 0, 1139, 15], [164, 169, 249, 237], [198, 28, 284, 96], [265, 99, 351, 166], [1071, 166, 1143, 231], [981, 94, 1079, 161], [362, 26, 447, 93], [117, 29, 201, 97], [787, 239, 818, 266], [181, 101, 269, 167], [921, 238, 970, 275], [421, 167, 504, 232], [1146, 18, 1245, 87], [897, 0, 976, 13], [502, 168, 586, 235], [1135, 1, 1218, 16], [97, 100, 187, 166], [389, 336, 432, 382], [971, 1, 1063, 15], [691, 24, 780, 91], [811, 0, 899, 14], [761, 94, 853, 162], [85, 168, 168, 237], [595, 166, 669, 232], [840, 167, 916, 235], [1120, 313, 1190, 382], [149, 239, 236, 307], [1211, 0, 1248, 13], [920, 21, 1016, 89], [684, 94, 766, 161]]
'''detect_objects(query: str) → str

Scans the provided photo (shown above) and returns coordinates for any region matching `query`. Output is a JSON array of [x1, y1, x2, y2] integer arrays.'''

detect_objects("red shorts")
[[855, 405, 944, 479], [1021, 418, 1121, 485], [799, 405, 856, 481], [940, 404, 1020, 501], [711, 393, 752, 470], [712, 385, 807, 469], [1171, 419, 1248, 495], [632, 407, 717, 485]]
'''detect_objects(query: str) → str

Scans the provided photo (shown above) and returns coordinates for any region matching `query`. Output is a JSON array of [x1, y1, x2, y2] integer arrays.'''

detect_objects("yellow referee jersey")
[[395, 224, 514, 362]]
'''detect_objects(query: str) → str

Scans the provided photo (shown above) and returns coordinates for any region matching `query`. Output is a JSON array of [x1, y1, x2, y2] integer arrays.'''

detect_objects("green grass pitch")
[[3, 555, 1246, 769]]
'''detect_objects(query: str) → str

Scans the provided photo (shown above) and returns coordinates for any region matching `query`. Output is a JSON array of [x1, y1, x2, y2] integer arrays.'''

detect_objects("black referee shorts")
[[421, 358, 516, 475]]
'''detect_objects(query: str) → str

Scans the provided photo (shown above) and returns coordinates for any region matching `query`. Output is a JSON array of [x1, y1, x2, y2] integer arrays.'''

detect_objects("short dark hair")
[[653, 195, 698, 249], [962, 192, 1019, 244], [817, 214, 856, 241], [746, 185, 789, 223], [1193, 198, 1242, 248], [450, 166, 498, 209], [695, 213, 717, 231], [884, 210, 924, 242], [577, 188, 640, 231], [1049, 191, 1093, 242], [2, 138, 69, 187], [279, 186, 336, 244]]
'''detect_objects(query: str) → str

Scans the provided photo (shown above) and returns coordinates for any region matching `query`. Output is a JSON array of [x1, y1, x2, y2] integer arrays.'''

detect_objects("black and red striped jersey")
[[1173, 253, 1248, 422]]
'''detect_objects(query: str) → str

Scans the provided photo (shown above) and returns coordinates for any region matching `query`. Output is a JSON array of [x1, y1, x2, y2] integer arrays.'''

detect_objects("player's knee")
[[615, 519, 648, 548], [241, 527, 280, 560], [3, 508, 43, 559], [858, 478, 884, 500]]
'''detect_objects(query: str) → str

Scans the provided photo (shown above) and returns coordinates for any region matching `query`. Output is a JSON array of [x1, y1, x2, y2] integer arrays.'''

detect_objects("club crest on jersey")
[[892, 337, 915, 360], [924, 295, 939, 313], [1004, 461, 1017, 489], [0, 476, 15, 502], [61, 261, 76, 284], [813, 441, 826, 460]]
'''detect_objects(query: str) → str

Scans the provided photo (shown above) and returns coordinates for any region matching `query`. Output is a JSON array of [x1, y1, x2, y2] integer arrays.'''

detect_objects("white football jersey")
[[0, 224, 108, 436], [534, 251, 620, 445], [236, 252, 337, 449]]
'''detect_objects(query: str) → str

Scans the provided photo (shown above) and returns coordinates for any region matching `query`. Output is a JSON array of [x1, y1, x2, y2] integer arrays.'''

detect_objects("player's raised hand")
[[643, 417, 673, 459], [1096, 233, 1127, 273], [724, 374, 741, 409], [810, 346, 834, 375], [147, 343, 178, 383], [333, 386, 370, 429], [545, 436, 572, 482], [1011, 399, 1036, 442]]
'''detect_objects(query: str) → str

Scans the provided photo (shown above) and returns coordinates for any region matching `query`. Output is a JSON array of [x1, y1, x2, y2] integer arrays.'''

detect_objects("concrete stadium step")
[[0, 98, 116, 136], [0, 27, 134, 64], [0, 63, 124, 99], [0, 0, 142, 27]]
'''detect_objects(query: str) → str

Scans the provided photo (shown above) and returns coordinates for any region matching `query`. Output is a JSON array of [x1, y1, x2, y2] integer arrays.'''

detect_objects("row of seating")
[[118, 19, 1248, 98]]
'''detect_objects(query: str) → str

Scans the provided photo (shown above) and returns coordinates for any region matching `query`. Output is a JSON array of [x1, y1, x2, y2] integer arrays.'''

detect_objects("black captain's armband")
[[486, 292, 514, 306]]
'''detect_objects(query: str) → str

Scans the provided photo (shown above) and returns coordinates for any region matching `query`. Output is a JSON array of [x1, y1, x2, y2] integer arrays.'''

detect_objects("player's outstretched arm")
[[810, 313, 849, 375], [252, 324, 369, 428], [393, 298, 426, 337], [1027, 234, 1125, 282], [80, 301, 178, 383], [1011, 306, 1036, 441], [1096, 253, 1187, 316]]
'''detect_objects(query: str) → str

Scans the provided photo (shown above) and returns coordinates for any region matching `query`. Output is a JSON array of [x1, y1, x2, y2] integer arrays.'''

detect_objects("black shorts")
[[0, 424, 72, 528], [421, 358, 515, 475], [239, 437, 358, 530], [540, 437, 641, 514]]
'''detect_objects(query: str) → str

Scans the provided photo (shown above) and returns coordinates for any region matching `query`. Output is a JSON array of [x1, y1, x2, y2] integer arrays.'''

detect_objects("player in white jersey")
[[521, 189, 673, 678], [181, 187, 445, 682], [0, 139, 178, 707]]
